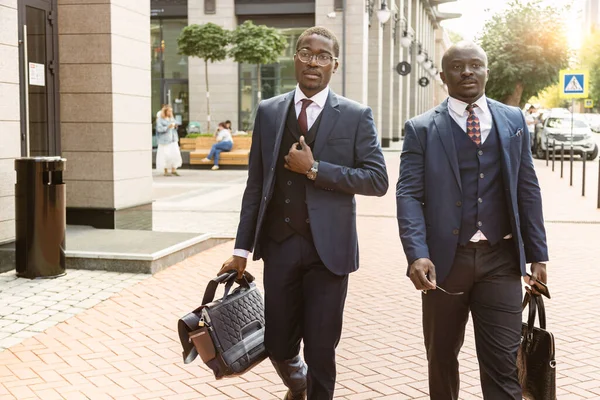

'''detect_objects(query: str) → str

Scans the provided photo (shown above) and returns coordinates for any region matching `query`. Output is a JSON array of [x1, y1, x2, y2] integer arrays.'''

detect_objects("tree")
[[528, 83, 570, 109], [177, 23, 229, 132], [229, 21, 288, 103], [479, 0, 569, 107], [579, 30, 600, 111]]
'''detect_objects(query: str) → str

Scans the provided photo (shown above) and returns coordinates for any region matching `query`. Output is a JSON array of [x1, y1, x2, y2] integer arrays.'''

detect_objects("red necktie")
[[466, 104, 481, 146], [298, 99, 313, 134]]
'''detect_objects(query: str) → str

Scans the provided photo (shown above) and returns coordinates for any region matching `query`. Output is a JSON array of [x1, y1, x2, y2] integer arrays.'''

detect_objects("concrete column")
[[392, 0, 403, 142], [188, 0, 237, 131], [315, 0, 343, 95], [409, 0, 419, 118], [368, 3, 383, 140], [0, 1, 20, 243], [402, 0, 412, 130], [380, 11, 394, 147], [59, 0, 153, 229], [345, 1, 369, 104]]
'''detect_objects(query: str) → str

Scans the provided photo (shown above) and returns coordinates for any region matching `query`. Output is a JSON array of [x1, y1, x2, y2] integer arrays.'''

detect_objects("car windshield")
[[546, 117, 588, 129]]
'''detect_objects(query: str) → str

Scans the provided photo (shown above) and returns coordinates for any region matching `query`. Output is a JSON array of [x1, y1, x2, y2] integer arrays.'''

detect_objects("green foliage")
[[580, 31, 600, 111], [479, 0, 569, 106], [447, 30, 464, 44], [229, 21, 288, 66], [177, 23, 229, 62]]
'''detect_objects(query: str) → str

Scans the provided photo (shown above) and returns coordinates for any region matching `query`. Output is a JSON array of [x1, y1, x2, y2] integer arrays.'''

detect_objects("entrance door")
[[18, 0, 60, 157], [163, 79, 189, 136]]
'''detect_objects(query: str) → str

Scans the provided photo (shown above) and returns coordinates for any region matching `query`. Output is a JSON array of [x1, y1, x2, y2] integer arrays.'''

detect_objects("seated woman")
[[202, 122, 234, 170]]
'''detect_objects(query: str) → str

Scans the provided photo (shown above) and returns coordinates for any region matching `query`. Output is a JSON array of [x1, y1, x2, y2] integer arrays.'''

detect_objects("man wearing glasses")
[[219, 27, 388, 400], [397, 41, 549, 399]]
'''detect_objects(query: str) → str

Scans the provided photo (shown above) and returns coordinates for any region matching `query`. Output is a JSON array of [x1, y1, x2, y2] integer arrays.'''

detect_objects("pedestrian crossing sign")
[[560, 69, 589, 98]]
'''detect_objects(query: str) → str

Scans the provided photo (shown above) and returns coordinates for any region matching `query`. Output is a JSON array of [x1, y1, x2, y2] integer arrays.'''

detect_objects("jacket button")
[[264, 196, 267, 201], [478, 150, 483, 156], [480, 173, 485, 179], [456, 201, 462, 207], [477, 221, 483, 227], [478, 198, 483, 203], [305, 219, 310, 223], [285, 217, 290, 223], [287, 180, 292, 186], [452, 229, 459, 235], [285, 199, 290, 204]]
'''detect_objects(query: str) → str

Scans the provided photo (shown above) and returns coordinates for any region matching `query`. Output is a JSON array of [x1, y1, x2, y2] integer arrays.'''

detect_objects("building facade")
[[0, 0, 152, 244], [152, 0, 458, 146], [0, 0, 457, 245]]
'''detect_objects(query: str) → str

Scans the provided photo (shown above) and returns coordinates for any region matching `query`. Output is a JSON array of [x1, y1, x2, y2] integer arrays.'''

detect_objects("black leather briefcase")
[[178, 271, 267, 379], [517, 292, 557, 400]]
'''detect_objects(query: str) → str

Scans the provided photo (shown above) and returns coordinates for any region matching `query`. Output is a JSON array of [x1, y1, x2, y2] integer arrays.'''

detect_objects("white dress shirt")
[[447, 95, 511, 243], [232, 86, 330, 259]]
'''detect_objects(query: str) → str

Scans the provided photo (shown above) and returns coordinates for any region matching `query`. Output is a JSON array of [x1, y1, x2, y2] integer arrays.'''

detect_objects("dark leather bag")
[[177, 271, 267, 379], [517, 292, 556, 400]]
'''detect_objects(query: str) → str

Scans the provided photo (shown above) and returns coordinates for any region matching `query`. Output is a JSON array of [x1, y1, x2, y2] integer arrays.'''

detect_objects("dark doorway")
[[18, 0, 60, 157]]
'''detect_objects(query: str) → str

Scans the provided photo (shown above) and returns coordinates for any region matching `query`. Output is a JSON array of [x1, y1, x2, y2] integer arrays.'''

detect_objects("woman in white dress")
[[155, 105, 183, 176]]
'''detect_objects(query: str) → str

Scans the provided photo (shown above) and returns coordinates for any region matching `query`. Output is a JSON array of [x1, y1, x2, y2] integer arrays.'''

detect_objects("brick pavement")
[[0, 155, 599, 399]]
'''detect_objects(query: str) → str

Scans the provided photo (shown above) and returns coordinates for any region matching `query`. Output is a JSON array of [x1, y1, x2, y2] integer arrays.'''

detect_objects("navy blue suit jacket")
[[235, 90, 389, 276], [396, 98, 549, 284]]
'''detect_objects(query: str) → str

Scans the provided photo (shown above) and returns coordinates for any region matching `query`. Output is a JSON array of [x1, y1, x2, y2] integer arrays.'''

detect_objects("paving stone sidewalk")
[[0, 155, 599, 399]]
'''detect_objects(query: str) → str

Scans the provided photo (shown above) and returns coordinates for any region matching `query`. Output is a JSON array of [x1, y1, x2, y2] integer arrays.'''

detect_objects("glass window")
[[151, 18, 189, 144], [238, 28, 306, 131]]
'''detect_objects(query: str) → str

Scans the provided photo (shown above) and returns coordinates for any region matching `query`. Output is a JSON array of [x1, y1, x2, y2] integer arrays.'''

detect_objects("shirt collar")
[[448, 95, 489, 116], [294, 85, 329, 109]]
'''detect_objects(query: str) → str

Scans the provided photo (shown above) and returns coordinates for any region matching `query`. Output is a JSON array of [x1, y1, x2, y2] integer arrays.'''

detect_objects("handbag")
[[517, 292, 556, 400], [177, 271, 267, 379]]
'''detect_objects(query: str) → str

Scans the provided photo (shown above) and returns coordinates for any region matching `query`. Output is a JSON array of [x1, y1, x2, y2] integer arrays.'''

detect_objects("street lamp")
[[416, 50, 426, 64], [377, 0, 392, 24], [400, 31, 412, 48], [423, 58, 433, 70]]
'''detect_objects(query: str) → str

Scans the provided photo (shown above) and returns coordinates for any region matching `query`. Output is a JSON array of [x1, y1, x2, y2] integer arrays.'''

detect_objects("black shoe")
[[283, 389, 306, 400]]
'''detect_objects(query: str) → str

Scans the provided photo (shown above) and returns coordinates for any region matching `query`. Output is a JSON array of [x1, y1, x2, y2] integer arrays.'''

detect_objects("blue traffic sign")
[[560, 70, 589, 98]]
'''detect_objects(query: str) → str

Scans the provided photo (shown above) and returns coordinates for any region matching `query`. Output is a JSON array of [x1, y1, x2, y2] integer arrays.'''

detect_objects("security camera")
[[327, 11, 337, 18]]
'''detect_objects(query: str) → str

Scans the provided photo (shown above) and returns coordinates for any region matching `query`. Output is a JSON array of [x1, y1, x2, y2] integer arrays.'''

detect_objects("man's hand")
[[284, 136, 314, 175], [409, 258, 437, 291], [524, 262, 547, 295], [218, 256, 248, 280]]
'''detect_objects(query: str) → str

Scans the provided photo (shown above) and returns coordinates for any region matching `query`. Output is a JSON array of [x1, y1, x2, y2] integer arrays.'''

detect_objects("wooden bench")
[[189, 136, 252, 166]]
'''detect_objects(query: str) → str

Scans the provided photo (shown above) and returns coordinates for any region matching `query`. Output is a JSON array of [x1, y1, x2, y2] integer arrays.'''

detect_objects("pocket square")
[[515, 129, 523, 137]]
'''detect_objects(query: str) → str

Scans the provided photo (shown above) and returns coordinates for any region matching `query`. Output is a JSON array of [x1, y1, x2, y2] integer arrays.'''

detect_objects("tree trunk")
[[503, 82, 524, 107], [256, 64, 262, 103], [205, 60, 211, 133]]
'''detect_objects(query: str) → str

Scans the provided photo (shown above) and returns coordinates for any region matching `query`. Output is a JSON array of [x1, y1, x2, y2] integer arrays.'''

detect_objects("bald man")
[[396, 41, 549, 399]]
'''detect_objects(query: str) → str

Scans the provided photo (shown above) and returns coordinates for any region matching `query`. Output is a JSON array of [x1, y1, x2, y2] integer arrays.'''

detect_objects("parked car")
[[575, 113, 600, 133], [534, 112, 598, 160]]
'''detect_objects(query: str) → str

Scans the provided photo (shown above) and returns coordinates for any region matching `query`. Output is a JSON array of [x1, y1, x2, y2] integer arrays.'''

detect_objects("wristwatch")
[[306, 161, 319, 181]]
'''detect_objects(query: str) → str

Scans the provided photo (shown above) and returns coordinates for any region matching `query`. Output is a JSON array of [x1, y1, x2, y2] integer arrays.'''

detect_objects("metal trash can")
[[15, 157, 67, 279]]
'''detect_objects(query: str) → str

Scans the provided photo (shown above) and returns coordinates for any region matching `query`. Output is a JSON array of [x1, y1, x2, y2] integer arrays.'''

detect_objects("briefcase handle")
[[522, 292, 547, 339], [201, 271, 251, 306]]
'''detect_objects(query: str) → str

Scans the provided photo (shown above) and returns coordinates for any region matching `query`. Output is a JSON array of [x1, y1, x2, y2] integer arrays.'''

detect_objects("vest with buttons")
[[450, 117, 512, 245], [264, 101, 323, 243]]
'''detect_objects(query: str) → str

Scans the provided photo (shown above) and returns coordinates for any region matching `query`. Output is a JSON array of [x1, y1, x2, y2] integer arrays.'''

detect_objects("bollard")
[[552, 139, 556, 171], [561, 143, 564, 178], [546, 135, 549, 166], [583, 151, 587, 196], [570, 146, 574, 186]]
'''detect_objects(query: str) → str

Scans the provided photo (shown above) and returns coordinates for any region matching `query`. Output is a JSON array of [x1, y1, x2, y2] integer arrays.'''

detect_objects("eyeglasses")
[[295, 49, 338, 67], [422, 286, 464, 296]]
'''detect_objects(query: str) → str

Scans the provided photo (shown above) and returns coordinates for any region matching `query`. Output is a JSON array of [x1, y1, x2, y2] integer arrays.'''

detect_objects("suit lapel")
[[487, 100, 512, 173], [314, 91, 340, 159], [271, 91, 295, 166], [434, 100, 462, 192]]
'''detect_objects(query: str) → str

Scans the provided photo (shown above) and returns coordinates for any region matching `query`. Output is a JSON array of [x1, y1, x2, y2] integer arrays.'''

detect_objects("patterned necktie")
[[465, 104, 481, 146], [298, 99, 313, 134]]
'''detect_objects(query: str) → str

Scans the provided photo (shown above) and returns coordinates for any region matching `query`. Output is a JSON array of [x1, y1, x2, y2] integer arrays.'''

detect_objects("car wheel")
[[587, 144, 598, 161], [535, 142, 546, 159]]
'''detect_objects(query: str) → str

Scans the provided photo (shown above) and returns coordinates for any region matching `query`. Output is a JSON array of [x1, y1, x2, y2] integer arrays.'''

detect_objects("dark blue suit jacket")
[[235, 90, 389, 276], [396, 98, 549, 284]]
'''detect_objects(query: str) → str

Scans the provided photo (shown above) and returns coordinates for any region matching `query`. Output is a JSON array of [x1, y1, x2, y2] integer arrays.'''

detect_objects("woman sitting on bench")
[[202, 122, 234, 170]]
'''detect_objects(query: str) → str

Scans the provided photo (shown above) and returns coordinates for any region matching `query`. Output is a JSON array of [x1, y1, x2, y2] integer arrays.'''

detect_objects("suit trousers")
[[422, 239, 523, 400], [262, 233, 348, 400]]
